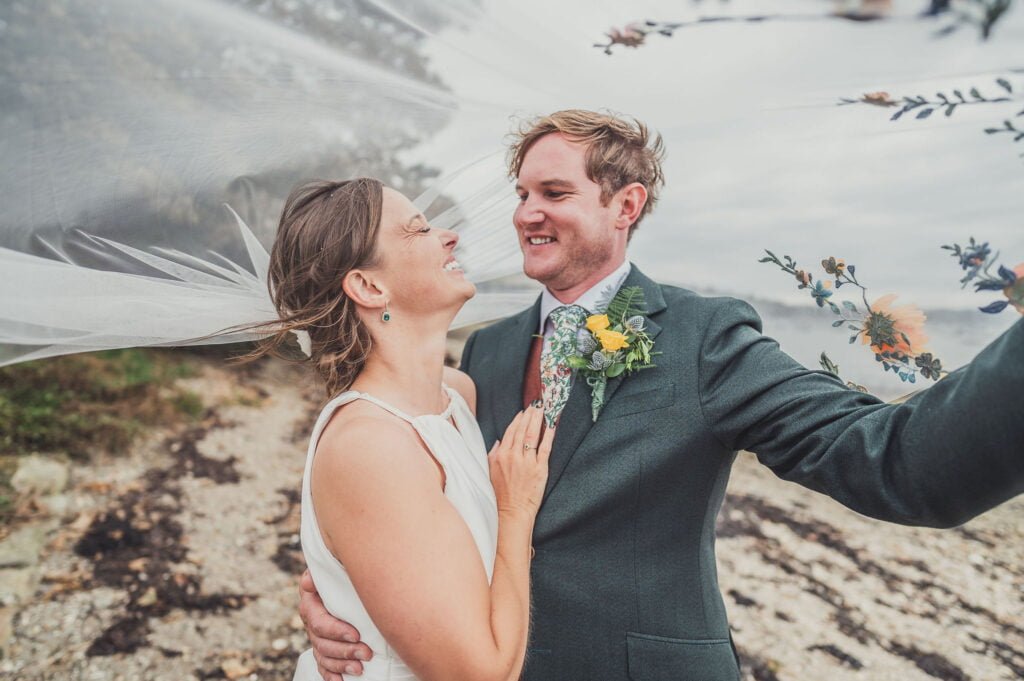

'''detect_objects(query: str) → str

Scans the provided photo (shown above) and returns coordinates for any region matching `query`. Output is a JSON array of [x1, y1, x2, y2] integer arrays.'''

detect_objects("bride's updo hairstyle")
[[248, 177, 384, 396]]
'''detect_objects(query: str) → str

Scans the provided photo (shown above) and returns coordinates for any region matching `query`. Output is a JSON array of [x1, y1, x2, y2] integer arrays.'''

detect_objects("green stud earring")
[[382, 302, 391, 323]]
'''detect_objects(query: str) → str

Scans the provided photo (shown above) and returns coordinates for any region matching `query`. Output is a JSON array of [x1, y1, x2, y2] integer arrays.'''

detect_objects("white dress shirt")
[[538, 260, 632, 338]]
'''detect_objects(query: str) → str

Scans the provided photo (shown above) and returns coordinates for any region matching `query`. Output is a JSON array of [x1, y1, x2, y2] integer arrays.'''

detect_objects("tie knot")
[[549, 304, 588, 331]]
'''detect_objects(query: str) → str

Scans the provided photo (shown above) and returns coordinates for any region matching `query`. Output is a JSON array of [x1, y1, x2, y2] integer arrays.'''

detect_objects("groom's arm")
[[298, 571, 373, 679], [698, 297, 1024, 528]]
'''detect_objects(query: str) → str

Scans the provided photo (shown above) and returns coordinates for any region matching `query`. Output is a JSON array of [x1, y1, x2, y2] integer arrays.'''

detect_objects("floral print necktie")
[[540, 304, 589, 427]]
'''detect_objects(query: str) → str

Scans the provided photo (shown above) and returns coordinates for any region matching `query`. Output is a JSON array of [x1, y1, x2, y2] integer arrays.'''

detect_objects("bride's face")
[[371, 187, 475, 315]]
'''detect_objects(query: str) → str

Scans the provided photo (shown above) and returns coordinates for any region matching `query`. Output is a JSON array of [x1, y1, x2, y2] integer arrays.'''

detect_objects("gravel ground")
[[1, 357, 1021, 680]]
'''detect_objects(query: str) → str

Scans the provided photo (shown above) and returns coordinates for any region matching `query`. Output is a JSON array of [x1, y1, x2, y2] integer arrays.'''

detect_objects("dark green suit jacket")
[[459, 265, 1024, 681]]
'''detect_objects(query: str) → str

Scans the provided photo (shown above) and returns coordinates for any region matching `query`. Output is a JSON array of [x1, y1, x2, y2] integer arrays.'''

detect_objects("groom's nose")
[[514, 199, 544, 228]]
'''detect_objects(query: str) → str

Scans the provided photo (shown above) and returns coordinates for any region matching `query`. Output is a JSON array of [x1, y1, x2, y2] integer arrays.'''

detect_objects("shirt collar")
[[539, 260, 632, 335]]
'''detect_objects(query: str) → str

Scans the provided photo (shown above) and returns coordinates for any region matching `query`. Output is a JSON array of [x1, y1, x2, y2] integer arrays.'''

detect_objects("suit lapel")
[[541, 264, 666, 503]]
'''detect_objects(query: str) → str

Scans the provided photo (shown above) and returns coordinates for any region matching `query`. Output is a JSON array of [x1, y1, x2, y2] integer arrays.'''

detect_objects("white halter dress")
[[292, 386, 498, 681]]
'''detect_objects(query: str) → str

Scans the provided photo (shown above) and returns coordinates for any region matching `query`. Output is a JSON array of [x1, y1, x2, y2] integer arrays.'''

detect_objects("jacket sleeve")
[[697, 297, 1024, 528]]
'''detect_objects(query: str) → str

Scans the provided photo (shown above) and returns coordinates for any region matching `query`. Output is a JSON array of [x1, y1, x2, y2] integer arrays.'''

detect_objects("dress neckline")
[[334, 384, 458, 424]]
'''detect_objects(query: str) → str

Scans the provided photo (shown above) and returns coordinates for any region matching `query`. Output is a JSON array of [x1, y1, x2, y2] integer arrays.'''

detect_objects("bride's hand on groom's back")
[[489, 405, 553, 519], [298, 569, 372, 679]]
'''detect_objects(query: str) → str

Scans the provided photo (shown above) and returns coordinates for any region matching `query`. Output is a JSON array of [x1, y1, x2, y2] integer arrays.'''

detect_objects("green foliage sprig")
[[566, 286, 658, 420]]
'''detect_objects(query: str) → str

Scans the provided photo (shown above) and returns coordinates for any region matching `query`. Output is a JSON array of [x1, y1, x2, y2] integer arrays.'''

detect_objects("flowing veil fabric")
[[1, 0, 1022, 396]]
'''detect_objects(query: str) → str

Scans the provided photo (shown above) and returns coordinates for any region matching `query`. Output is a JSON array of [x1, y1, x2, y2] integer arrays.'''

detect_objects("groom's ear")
[[614, 182, 648, 232], [342, 270, 387, 310]]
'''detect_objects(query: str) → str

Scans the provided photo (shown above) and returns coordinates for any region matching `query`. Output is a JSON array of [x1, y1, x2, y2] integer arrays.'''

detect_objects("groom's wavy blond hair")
[[507, 109, 665, 236]]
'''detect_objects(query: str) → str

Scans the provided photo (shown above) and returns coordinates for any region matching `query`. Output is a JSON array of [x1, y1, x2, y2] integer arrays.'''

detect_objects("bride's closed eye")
[[403, 216, 432, 236]]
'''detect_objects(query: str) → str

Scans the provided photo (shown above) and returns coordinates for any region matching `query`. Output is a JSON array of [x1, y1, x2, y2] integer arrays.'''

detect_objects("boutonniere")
[[566, 286, 658, 421]]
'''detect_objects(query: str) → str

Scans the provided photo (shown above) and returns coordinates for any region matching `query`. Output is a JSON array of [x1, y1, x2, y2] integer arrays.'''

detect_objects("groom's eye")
[[546, 191, 565, 198]]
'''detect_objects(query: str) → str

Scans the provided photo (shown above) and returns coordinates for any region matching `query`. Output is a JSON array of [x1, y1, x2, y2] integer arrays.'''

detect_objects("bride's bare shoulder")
[[314, 401, 423, 472], [443, 366, 477, 415]]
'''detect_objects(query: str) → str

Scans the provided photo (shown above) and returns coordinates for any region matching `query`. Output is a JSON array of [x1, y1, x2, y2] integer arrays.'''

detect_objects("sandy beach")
[[1, 355, 1021, 681]]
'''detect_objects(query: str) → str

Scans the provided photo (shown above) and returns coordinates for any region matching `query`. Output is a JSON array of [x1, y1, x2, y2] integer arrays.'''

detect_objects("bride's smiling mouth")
[[443, 257, 463, 273]]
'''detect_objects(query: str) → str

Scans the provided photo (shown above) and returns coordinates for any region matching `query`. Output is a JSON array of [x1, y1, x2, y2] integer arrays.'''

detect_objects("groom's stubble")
[[514, 133, 630, 298]]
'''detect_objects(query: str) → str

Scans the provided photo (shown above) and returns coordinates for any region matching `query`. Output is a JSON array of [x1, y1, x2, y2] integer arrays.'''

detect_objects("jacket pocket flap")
[[600, 383, 675, 420], [626, 632, 739, 681]]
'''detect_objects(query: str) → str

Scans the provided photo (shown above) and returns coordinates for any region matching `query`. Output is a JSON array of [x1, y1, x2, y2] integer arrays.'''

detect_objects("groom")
[[300, 110, 1024, 680]]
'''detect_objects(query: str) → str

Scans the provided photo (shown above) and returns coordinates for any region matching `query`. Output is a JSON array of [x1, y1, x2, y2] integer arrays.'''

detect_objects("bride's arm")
[[312, 406, 550, 681]]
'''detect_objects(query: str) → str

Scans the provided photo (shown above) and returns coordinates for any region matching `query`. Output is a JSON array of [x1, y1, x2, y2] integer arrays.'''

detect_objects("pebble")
[[137, 587, 158, 608], [11, 455, 69, 496], [42, 493, 71, 516], [271, 638, 288, 652], [221, 657, 253, 680]]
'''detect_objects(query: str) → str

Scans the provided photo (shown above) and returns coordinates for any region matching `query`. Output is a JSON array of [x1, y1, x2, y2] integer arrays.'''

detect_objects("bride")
[[252, 177, 554, 681]]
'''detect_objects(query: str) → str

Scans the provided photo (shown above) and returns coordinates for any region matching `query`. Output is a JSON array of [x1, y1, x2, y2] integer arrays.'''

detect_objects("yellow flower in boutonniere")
[[595, 328, 630, 351], [585, 314, 610, 333], [564, 287, 658, 422]]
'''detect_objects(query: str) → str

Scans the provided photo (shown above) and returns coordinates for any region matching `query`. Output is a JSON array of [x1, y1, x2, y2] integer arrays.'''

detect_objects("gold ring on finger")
[[523, 442, 535, 451]]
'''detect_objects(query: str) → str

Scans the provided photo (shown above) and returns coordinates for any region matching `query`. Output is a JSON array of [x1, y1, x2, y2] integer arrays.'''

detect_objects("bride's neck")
[[351, 316, 450, 415]]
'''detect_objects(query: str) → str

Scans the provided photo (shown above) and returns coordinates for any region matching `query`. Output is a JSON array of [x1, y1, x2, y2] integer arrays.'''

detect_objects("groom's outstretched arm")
[[698, 298, 1024, 528]]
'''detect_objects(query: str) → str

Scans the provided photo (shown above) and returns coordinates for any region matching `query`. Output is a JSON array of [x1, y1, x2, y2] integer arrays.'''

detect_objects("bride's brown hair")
[[244, 177, 384, 396]]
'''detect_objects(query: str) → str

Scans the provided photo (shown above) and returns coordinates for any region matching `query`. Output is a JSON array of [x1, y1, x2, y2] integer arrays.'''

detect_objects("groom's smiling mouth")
[[527, 236, 556, 246]]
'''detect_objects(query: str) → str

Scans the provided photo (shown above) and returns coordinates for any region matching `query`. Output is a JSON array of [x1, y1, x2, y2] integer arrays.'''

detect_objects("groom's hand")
[[299, 569, 373, 679]]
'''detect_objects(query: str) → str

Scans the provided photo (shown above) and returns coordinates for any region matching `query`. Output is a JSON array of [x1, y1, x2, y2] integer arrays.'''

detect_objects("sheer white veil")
[[1, 0, 1022, 396]]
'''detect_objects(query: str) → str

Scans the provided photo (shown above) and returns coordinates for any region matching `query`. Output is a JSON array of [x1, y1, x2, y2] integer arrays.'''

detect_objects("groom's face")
[[513, 133, 625, 292]]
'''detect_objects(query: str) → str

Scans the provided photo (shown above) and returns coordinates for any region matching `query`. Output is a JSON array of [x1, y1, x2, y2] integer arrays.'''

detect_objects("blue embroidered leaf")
[[974, 280, 1008, 291], [998, 265, 1017, 284], [916, 108, 934, 120], [979, 300, 1009, 314], [842, 300, 858, 312], [832, 319, 845, 327], [996, 78, 1012, 94]]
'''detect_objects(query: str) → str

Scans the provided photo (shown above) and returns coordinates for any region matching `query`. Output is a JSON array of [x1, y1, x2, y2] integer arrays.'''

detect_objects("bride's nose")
[[440, 229, 459, 250]]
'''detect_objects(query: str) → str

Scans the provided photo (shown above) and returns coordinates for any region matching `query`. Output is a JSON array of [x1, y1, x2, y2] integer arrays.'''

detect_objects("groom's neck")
[[546, 258, 627, 305]]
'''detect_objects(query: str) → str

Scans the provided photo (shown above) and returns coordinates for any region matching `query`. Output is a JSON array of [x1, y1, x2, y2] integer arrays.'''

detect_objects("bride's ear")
[[342, 269, 387, 311]]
